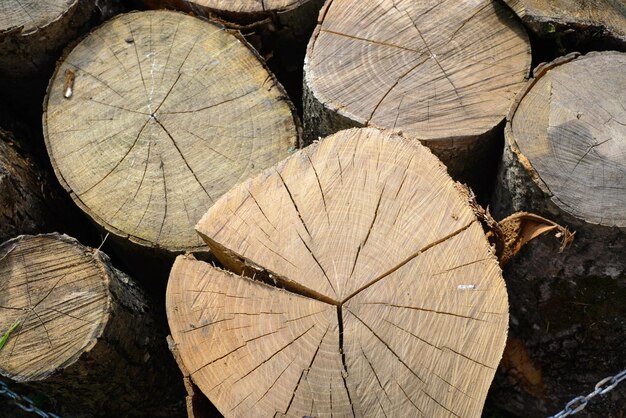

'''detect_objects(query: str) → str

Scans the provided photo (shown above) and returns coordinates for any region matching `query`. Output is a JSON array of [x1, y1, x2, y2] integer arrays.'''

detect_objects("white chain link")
[[0, 379, 61, 418], [549, 369, 626, 418]]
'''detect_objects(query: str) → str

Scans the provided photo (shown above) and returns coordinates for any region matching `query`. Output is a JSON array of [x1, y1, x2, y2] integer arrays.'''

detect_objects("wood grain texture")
[[168, 128, 509, 417], [503, 0, 626, 43], [43, 10, 298, 254], [179, 0, 309, 14], [0, 233, 184, 416], [303, 0, 531, 161], [0, 0, 97, 77], [506, 51, 626, 227], [149, 0, 312, 15], [0, 234, 109, 381], [489, 51, 626, 417]]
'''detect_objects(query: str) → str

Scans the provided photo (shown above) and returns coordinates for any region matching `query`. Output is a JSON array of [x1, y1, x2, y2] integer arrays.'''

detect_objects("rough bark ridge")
[[43, 10, 299, 257], [490, 51, 626, 417], [303, 0, 531, 179], [0, 234, 185, 417], [168, 127, 509, 417], [0, 127, 62, 243], [0, 1, 99, 78], [503, 0, 626, 49], [140, 0, 324, 29]]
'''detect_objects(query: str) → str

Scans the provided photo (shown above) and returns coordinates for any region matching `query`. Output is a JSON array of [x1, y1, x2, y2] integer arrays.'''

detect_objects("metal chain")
[[549, 369, 626, 418], [0, 380, 61, 418]]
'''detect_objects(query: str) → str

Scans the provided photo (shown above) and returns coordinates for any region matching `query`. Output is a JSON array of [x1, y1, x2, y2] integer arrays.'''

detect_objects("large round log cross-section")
[[43, 10, 299, 255], [303, 0, 531, 177], [167, 128, 509, 417], [501, 51, 626, 228]]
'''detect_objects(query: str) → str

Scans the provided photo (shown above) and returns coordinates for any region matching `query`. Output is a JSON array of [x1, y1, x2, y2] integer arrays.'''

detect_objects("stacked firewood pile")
[[0, 1, 624, 417]]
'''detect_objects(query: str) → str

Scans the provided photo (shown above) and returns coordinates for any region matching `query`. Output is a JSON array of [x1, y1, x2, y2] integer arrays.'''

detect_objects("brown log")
[[503, 0, 626, 49], [139, 0, 326, 113], [303, 0, 531, 181], [490, 51, 626, 416], [0, 124, 68, 243], [140, 0, 324, 29], [43, 10, 299, 264], [167, 127, 509, 417], [0, 233, 185, 417], [0, 1, 104, 78]]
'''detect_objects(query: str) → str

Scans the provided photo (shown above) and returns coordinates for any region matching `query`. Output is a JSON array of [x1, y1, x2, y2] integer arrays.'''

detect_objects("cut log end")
[[303, 0, 531, 173], [0, 234, 109, 381], [43, 10, 298, 254], [168, 127, 509, 417], [506, 51, 626, 228]]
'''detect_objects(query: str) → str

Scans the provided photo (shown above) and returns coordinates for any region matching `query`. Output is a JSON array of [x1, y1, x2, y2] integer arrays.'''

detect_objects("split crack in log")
[[44, 10, 298, 252], [168, 128, 509, 417]]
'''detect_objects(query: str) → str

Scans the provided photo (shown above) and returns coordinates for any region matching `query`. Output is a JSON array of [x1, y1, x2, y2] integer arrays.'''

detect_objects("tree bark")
[[302, 0, 531, 182], [0, 0, 105, 79], [140, 0, 324, 30], [43, 10, 299, 261], [503, 0, 626, 51], [0, 233, 185, 417], [489, 51, 626, 417], [0, 127, 64, 243], [167, 127, 509, 417]]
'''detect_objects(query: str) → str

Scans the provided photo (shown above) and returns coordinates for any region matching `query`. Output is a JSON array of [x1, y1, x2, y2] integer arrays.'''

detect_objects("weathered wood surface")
[[490, 51, 626, 417], [503, 0, 626, 47], [0, 0, 101, 78], [167, 127, 508, 417], [0, 234, 185, 417], [303, 0, 531, 179], [43, 10, 299, 258], [140, 0, 323, 24], [139, 0, 326, 116]]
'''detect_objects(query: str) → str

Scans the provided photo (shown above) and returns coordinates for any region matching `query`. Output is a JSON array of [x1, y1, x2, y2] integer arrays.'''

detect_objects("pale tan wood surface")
[[180, 0, 310, 14], [44, 10, 298, 253], [0, 234, 108, 381], [0, 0, 68, 32], [303, 0, 531, 151], [504, 0, 626, 42], [168, 128, 509, 417], [507, 51, 626, 227]]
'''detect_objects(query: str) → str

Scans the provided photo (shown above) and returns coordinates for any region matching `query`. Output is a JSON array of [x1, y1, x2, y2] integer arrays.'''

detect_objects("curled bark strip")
[[465, 186, 574, 266], [491, 212, 574, 266]]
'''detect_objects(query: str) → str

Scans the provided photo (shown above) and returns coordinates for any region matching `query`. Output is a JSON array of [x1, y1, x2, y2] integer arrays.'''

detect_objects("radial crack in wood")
[[504, 51, 626, 227], [303, 0, 531, 177], [0, 233, 184, 416], [43, 10, 299, 255], [168, 127, 509, 417]]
